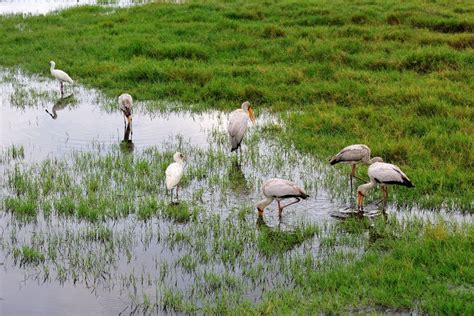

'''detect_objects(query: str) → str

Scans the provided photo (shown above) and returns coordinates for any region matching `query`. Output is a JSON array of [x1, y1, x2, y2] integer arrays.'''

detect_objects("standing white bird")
[[228, 101, 256, 153], [357, 161, 414, 211], [330, 144, 383, 190], [256, 178, 309, 218], [118, 93, 133, 126], [165, 152, 186, 203], [49, 61, 73, 96]]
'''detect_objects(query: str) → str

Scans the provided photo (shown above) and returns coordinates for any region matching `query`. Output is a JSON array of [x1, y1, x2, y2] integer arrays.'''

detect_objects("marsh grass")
[[13, 245, 45, 266], [0, 0, 472, 208], [257, 221, 318, 256]]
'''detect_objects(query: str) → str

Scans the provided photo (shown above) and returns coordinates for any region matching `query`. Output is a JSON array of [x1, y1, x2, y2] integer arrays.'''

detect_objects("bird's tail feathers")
[[403, 177, 414, 188]]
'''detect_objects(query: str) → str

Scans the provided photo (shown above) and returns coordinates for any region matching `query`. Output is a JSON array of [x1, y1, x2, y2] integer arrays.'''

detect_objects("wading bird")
[[228, 101, 256, 153], [165, 152, 185, 203], [329, 144, 383, 190], [256, 178, 309, 218], [49, 61, 73, 96], [357, 162, 414, 211], [118, 93, 133, 126]]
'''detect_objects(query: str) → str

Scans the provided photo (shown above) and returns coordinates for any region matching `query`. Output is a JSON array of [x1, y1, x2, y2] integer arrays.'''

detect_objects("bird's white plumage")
[[357, 161, 413, 210], [228, 109, 249, 150], [368, 162, 411, 185], [256, 178, 308, 214], [330, 144, 371, 164], [165, 152, 185, 190], [263, 178, 307, 199], [50, 61, 73, 84], [118, 93, 133, 117]]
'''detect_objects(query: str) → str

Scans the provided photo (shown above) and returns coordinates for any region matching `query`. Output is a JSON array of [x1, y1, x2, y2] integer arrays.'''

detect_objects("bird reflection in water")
[[45, 94, 74, 119], [227, 159, 250, 194], [120, 122, 134, 153]]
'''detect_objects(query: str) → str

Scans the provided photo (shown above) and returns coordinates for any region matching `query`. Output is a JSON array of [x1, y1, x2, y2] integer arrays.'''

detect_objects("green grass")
[[0, 0, 472, 209], [251, 221, 474, 315], [13, 246, 45, 266], [257, 220, 318, 255]]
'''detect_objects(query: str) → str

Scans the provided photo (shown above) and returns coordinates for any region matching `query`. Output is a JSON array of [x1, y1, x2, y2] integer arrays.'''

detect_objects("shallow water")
[[0, 0, 170, 15], [0, 69, 471, 314]]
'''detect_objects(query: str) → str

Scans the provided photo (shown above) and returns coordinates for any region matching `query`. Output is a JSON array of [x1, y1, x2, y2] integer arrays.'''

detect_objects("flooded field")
[[0, 69, 471, 314]]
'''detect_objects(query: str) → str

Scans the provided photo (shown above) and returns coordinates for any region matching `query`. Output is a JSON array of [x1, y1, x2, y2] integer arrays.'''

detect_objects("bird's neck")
[[50, 64, 55, 72], [367, 157, 378, 164], [256, 196, 273, 211], [357, 179, 377, 194]]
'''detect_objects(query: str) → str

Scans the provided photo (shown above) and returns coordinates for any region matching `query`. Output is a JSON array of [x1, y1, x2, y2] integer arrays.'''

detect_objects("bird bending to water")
[[357, 162, 414, 211], [256, 178, 309, 218], [165, 152, 185, 203], [49, 61, 73, 96], [118, 93, 133, 126], [330, 144, 383, 190], [228, 101, 256, 153]]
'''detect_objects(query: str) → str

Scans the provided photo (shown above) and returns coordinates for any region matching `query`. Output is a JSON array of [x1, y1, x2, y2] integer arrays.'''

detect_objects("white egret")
[[228, 101, 256, 153], [357, 162, 414, 211], [165, 152, 185, 203], [49, 61, 73, 96], [256, 178, 309, 218], [330, 144, 383, 190], [118, 93, 133, 126]]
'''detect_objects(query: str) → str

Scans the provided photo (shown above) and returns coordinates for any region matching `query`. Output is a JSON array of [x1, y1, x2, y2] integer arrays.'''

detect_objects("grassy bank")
[[0, 1, 472, 208]]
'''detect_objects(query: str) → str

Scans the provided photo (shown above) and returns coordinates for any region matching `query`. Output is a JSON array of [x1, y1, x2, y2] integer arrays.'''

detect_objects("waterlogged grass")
[[0, 0, 472, 209], [13, 245, 45, 266], [254, 221, 474, 315], [257, 219, 318, 256], [0, 135, 472, 313]]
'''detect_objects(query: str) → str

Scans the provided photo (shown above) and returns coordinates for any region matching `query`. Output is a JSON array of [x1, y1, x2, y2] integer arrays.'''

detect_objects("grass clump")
[[162, 202, 194, 223], [83, 226, 113, 242], [3, 196, 37, 216], [54, 196, 75, 216], [13, 246, 45, 266], [257, 222, 318, 256], [137, 196, 159, 220]]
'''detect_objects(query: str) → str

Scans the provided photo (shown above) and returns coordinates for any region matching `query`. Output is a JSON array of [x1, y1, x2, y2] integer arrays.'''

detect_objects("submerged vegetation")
[[1, 126, 472, 313], [0, 0, 472, 208]]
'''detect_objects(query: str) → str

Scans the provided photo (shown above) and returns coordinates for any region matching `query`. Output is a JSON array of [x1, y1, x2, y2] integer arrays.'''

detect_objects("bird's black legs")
[[60, 82, 64, 97], [176, 186, 179, 201], [381, 186, 388, 210]]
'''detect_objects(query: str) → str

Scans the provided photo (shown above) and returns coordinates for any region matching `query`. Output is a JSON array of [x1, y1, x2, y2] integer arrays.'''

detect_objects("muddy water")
[[0, 69, 471, 314], [0, 0, 168, 15]]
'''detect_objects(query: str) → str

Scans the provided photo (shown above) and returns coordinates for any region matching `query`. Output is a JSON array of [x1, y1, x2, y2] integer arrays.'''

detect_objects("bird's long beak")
[[248, 107, 256, 125], [357, 192, 364, 210], [257, 207, 264, 217], [127, 116, 132, 125]]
